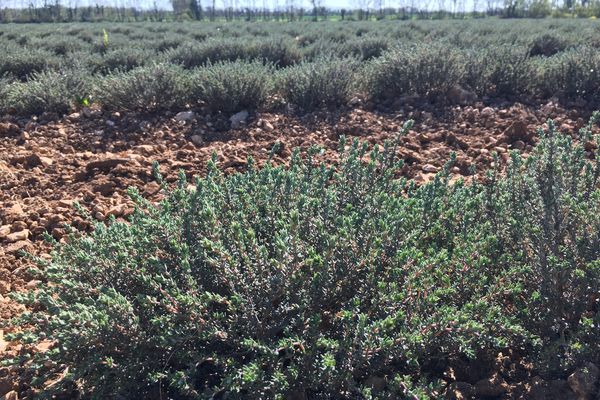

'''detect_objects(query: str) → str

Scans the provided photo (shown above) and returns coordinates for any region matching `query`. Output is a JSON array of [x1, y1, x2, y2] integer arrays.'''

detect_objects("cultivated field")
[[0, 18, 600, 399]]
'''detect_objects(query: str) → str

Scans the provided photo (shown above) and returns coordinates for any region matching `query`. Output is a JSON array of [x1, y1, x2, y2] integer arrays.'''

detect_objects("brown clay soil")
[[0, 100, 597, 398]]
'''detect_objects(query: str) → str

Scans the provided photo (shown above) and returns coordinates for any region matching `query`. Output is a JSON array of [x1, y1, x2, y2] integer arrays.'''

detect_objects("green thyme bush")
[[167, 40, 252, 68], [0, 77, 10, 112], [91, 48, 154, 73], [533, 46, 600, 100], [529, 33, 568, 57], [476, 45, 532, 97], [1, 69, 91, 115], [2, 20, 600, 116], [191, 61, 273, 114], [255, 38, 302, 67], [364, 43, 464, 101], [492, 117, 600, 374], [278, 57, 358, 111], [0, 47, 60, 80], [10, 117, 600, 398], [94, 63, 190, 113], [168, 38, 300, 69]]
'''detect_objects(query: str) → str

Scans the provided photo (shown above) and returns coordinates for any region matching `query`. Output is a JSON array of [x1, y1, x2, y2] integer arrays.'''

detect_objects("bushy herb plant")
[[10, 116, 600, 398], [364, 43, 464, 101], [191, 61, 274, 114], [277, 57, 358, 111], [94, 63, 190, 113], [1, 69, 90, 115]]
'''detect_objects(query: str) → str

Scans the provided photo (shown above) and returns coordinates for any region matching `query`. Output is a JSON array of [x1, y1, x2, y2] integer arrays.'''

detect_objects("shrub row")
[[10, 117, 600, 398], [2, 42, 599, 117], [2, 19, 597, 60]]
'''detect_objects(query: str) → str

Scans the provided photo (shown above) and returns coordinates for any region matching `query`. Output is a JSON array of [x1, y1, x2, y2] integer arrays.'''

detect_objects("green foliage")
[[492, 116, 600, 373], [191, 60, 273, 114], [277, 57, 358, 111], [94, 63, 190, 113], [469, 45, 532, 97], [533, 46, 600, 100], [167, 38, 300, 69], [0, 20, 600, 116], [364, 43, 464, 100], [167, 39, 251, 68], [0, 47, 59, 80], [91, 48, 154, 73], [1, 69, 90, 115], [10, 117, 600, 398], [529, 33, 567, 57]]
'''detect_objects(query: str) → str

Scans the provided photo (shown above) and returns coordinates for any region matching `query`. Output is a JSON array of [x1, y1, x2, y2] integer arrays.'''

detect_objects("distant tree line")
[[0, 0, 599, 22]]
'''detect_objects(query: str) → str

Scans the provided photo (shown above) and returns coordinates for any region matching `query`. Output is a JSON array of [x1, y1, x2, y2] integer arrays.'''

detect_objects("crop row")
[[1, 42, 599, 117], [1, 20, 600, 116]]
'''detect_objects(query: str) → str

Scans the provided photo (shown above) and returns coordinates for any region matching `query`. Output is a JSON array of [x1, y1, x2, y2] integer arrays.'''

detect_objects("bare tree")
[[352, 0, 372, 19], [309, 0, 322, 20]]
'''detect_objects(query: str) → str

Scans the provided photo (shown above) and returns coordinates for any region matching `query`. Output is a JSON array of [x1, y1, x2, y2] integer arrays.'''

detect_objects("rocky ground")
[[0, 99, 597, 399]]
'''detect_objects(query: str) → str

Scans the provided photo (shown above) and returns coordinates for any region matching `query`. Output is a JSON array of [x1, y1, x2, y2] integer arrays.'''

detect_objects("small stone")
[[3, 389, 18, 400], [503, 120, 529, 142], [106, 120, 116, 127], [5, 203, 24, 219], [568, 363, 599, 400], [422, 164, 439, 173], [0, 123, 19, 137], [11, 221, 27, 231], [35, 340, 53, 353], [86, 158, 129, 172], [261, 120, 274, 131], [0, 226, 10, 239], [190, 134, 204, 146], [143, 181, 161, 196], [174, 111, 196, 123], [25, 280, 41, 290], [481, 107, 495, 117], [136, 145, 154, 156], [23, 153, 42, 168], [5, 229, 29, 243], [106, 204, 126, 218], [51, 227, 66, 240], [57, 199, 74, 208], [19, 131, 30, 141], [93, 181, 116, 196], [5, 240, 31, 254], [230, 110, 249, 129], [0, 282, 11, 295], [38, 156, 53, 167], [560, 123, 573, 133]]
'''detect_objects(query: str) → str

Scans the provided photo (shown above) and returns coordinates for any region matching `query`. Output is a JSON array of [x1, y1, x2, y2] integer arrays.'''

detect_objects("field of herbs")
[[1, 17, 600, 400], [0, 19, 600, 116]]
